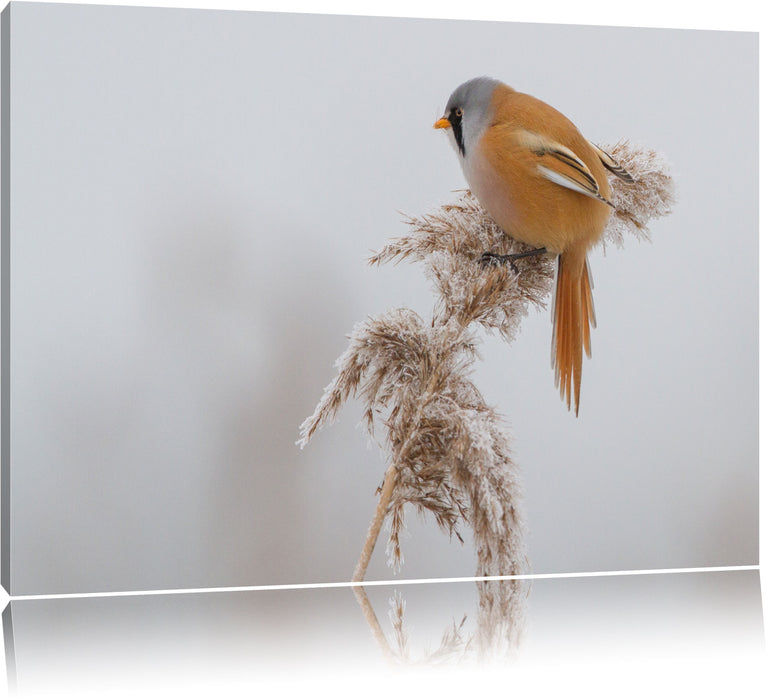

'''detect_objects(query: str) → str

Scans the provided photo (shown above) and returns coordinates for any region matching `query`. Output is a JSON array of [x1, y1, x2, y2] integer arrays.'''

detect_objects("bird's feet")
[[480, 251, 517, 274], [479, 247, 549, 273]]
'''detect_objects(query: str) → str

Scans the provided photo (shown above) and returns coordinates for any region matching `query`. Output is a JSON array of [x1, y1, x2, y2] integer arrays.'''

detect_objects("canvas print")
[[0, 1, 763, 690], [0, 0, 757, 612]]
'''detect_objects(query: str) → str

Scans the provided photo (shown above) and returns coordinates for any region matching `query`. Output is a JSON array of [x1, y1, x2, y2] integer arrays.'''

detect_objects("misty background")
[[3, 4, 757, 594]]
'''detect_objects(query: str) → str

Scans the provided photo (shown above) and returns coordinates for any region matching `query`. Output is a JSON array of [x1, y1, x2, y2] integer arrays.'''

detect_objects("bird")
[[434, 76, 633, 416]]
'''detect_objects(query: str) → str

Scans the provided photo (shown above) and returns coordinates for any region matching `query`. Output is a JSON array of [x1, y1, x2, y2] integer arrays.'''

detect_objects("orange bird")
[[434, 76, 633, 415]]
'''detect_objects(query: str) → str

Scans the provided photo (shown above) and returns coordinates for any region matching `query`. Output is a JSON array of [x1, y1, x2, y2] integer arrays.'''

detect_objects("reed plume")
[[298, 140, 674, 655]]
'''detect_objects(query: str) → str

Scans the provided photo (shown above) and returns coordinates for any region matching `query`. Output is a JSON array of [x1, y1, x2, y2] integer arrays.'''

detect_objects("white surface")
[[1, 570, 767, 698]]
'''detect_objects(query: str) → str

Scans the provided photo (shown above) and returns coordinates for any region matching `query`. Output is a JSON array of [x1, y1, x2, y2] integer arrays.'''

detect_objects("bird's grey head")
[[435, 76, 501, 157]]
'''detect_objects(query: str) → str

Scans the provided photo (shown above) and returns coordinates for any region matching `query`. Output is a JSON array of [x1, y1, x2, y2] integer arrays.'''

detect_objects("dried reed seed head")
[[298, 138, 673, 654], [604, 140, 676, 248], [385, 374, 528, 590], [372, 192, 555, 340], [297, 308, 432, 446]]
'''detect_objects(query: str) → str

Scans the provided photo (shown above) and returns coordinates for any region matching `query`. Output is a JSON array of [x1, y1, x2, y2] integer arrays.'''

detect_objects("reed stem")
[[352, 462, 398, 582]]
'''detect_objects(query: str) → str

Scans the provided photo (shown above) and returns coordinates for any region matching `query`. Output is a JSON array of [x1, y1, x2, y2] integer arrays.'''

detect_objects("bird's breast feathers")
[[462, 120, 612, 251], [460, 138, 531, 241]]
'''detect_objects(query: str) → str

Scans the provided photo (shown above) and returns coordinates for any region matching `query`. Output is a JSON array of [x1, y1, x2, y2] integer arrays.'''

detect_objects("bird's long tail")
[[551, 247, 596, 416]]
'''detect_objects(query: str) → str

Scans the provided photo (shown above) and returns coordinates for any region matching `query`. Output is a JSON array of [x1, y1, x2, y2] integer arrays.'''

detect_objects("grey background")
[[2, 3, 758, 594]]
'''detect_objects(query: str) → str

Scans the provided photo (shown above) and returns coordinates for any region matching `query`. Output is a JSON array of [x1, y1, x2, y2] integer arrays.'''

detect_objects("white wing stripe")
[[537, 165, 615, 207]]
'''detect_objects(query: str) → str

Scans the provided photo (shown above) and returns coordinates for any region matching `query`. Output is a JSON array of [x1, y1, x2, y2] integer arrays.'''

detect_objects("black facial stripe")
[[449, 109, 465, 156]]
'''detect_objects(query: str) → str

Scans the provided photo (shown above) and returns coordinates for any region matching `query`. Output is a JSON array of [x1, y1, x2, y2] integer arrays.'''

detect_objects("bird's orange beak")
[[433, 117, 451, 130]]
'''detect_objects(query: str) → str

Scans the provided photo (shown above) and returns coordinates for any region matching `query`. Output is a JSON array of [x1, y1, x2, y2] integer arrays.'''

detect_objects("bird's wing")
[[515, 130, 614, 207], [592, 143, 635, 183]]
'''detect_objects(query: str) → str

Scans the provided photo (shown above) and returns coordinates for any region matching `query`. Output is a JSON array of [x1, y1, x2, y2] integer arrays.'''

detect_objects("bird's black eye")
[[449, 107, 465, 156]]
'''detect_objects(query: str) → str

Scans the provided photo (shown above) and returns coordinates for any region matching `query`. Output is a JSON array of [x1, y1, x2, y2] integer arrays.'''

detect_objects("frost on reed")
[[602, 140, 675, 249], [298, 141, 674, 655]]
